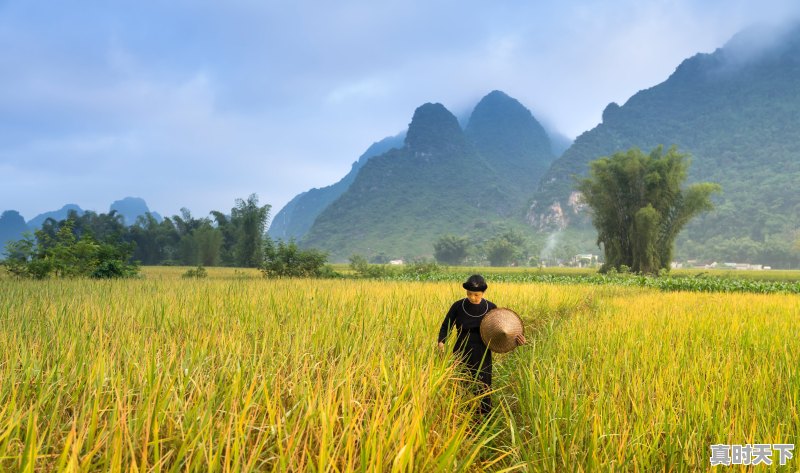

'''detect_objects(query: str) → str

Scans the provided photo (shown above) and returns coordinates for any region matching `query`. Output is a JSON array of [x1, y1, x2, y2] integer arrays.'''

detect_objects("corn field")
[[1, 271, 798, 471]]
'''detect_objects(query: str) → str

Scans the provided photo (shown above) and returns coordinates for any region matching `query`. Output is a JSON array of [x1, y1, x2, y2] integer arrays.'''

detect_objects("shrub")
[[2, 229, 138, 279], [262, 238, 335, 278], [349, 254, 393, 278], [401, 260, 442, 279], [182, 265, 208, 279]]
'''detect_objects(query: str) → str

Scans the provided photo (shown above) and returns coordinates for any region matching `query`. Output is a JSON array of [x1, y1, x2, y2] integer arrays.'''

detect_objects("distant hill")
[[22, 198, 162, 232], [301, 91, 555, 261], [465, 90, 556, 215], [27, 204, 84, 229], [527, 24, 800, 267], [110, 197, 162, 226], [268, 133, 405, 241], [0, 210, 30, 255]]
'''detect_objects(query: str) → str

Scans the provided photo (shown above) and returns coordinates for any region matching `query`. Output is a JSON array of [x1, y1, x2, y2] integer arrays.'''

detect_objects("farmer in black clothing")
[[438, 274, 525, 416]]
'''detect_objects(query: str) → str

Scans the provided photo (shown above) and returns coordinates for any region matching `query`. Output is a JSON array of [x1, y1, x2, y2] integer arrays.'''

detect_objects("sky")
[[1, 0, 799, 222]]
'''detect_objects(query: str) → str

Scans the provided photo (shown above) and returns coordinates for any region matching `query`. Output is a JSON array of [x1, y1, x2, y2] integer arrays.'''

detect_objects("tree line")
[[432, 231, 546, 267], [2, 194, 277, 278], [128, 194, 271, 267]]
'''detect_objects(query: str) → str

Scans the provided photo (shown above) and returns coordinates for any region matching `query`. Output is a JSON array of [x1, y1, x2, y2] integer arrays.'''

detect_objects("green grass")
[[332, 263, 800, 281]]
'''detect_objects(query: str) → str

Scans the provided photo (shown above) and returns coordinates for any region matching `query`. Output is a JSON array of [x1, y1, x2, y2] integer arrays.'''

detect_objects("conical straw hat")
[[480, 308, 524, 353]]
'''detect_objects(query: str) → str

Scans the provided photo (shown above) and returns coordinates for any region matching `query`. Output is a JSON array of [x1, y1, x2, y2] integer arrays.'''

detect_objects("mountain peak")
[[110, 197, 162, 225], [466, 90, 552, 161], [404, 103, 466, 154], [26, 204, 84, 229], [1, 210, 26, 221], [467, 90, 546, 131], [473, 90, 517, 108], [0, 210, 30, 251]]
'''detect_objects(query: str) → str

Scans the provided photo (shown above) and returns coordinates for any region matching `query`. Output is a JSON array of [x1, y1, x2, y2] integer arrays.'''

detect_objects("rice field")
[[1, 271, 798, 471]]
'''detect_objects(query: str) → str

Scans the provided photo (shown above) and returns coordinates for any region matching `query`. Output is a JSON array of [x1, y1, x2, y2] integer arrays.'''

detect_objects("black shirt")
[[437, 298, 497, 344]]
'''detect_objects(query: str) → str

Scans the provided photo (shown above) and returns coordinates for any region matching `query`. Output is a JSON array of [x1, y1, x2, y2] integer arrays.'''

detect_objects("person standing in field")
[[437, 274, 525, 416]]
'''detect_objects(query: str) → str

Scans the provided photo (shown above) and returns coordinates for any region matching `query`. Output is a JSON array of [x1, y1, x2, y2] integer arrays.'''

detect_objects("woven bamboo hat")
[[480, 308, 524, 354]]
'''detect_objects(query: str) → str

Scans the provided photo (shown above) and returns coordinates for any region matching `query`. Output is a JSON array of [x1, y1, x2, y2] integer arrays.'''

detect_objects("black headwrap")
[[462, 274, 488, 292]]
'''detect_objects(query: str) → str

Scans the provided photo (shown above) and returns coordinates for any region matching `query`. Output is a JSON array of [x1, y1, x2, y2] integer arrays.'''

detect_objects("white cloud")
[[326, 77, 391, 105]]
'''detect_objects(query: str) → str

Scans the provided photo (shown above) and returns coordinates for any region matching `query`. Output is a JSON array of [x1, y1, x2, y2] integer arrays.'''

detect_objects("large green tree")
[[210, 211, 237, 266], [232, 194, 271, 268], [263, 237, 329, 277], [433, 235, 469, 265], [483, 230, 527, 267], [577, 146, 720, 274], [194, 223, 223, 267], [171, 209, 205, 265], [129, 213, 178, 265]]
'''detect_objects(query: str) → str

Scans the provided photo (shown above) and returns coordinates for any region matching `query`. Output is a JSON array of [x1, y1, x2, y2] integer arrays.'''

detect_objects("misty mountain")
[[465, 90, 556, 214], [301, 91, 555, 261], [547, 130, 573, 158], [268, 133, 405, 241], [22, 197, 162, 233], [527, 24, 800, 267], [110, 197, 163, 226], [0, 210, 30, 254], [27, 204, 84, 229]]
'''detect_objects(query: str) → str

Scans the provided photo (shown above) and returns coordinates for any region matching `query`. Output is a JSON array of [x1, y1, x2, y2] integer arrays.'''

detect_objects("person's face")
[[466, 290, 484, 304]]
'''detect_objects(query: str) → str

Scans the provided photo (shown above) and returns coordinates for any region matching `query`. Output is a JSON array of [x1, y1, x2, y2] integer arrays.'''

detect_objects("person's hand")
[[437, 342, 445, 352], [515, 334, 527, 346]]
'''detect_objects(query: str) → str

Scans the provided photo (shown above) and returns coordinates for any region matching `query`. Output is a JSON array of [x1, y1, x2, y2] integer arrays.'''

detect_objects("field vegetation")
[[1, 271, 798, 471], [337, 263, 800, 294]]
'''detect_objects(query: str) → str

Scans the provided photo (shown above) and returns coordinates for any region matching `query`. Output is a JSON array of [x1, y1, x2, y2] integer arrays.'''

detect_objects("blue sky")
[[1, 0, 798, 221]]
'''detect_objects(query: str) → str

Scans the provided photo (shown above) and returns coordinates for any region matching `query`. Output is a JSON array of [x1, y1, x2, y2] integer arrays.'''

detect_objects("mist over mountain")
[[268, 133, 405, 241], [300, 92, 555, 261], [527, 23, 800, 267], [547, 130, 573, 158]]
